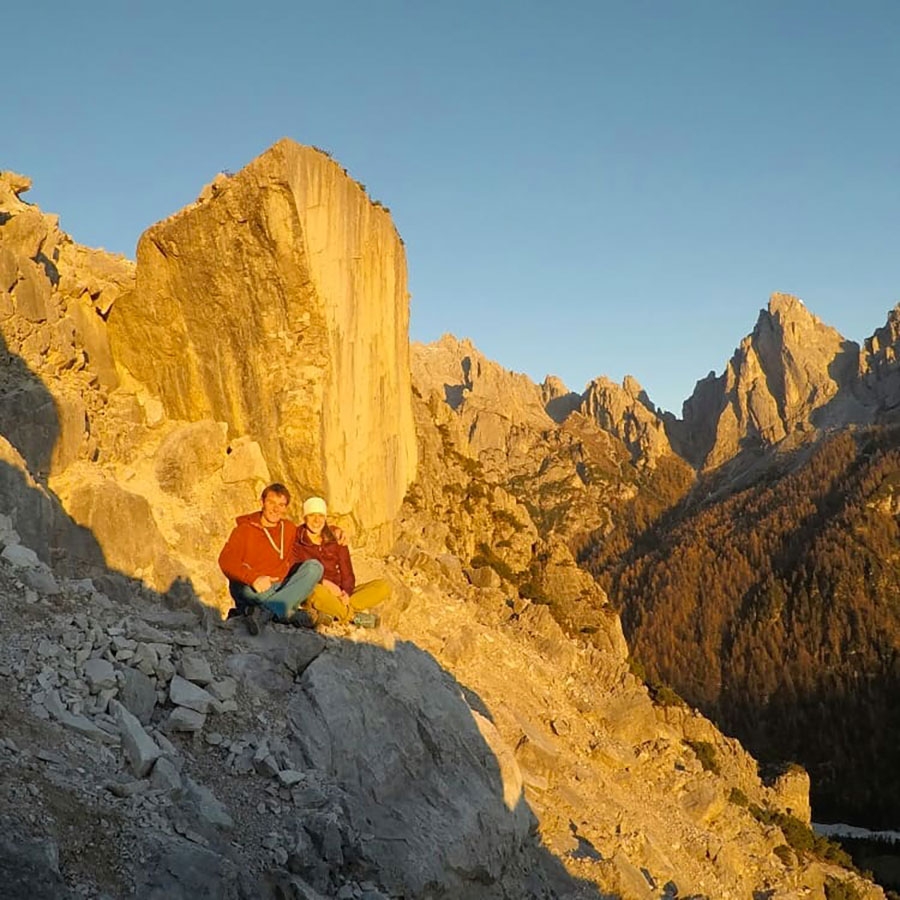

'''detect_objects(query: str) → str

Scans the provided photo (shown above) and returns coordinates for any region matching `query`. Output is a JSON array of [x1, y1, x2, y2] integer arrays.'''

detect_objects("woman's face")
[[305, 512, 326, 535]]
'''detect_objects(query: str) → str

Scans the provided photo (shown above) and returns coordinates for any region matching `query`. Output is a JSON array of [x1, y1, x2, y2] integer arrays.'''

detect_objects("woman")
[[292, 496, 390, 626]]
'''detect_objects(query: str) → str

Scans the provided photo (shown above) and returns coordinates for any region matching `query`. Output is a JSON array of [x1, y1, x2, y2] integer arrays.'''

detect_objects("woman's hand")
[[252, 575, 274, 593]]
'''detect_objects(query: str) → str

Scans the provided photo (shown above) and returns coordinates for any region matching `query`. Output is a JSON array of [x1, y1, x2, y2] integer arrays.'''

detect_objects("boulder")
[[169, 675, 215, 714], [154, 420, 227, 499], [221, 437, 270, 485], [64, 475, 171, 581], [287, 641, 533, 898], [119, 666, 157, 724], [111, 699, 162, 777]]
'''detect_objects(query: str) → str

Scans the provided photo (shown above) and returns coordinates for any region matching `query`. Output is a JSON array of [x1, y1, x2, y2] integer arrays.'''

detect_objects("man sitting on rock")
[[218, 483, 324, 634]]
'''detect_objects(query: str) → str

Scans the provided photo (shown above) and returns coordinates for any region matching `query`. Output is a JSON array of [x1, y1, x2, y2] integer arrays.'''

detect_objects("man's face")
[[304, 512, 326, 535], [261, 492, 289, 525]]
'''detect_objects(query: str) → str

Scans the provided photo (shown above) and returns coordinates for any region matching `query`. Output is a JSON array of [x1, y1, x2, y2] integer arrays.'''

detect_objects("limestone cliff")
[[411, 334, 553, 468], [108, 139, 416, 548], [411, 337, 692, 553], [580, 375, 673, 466], [859, 303, 900, 411], [1, 146, 416, 601]]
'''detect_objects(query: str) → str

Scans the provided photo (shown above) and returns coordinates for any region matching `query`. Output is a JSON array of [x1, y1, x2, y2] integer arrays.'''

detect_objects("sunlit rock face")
[[580, 374, 673, 466], [108, 139, 417, 548], [674, 293, 865, 469], [859, 303, 900, 411]]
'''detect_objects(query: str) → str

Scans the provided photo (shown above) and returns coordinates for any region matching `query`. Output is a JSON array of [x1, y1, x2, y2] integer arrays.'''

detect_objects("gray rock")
[[169, 674, 215, 713], [22, 567, 60, 595], [206, 677, 237, 701], [119, 666, 157, 724], [255, 755, 280, 778], [127, 620, 171, 644], [36, 639, 59, 659], [177, 653, 213, 685], [282, 634, 327, 676], [287, 642, 533, 897], [132, 642, 159, 675], [110, 635, 137, 652], [166, 707, 206, 733], [83, 657, 117, 693], [150, 756, 182, 792], [154, 731, 180, 759], [0, 543, 39, 568], [66, 578, 95, 595], [278, 769, 305, 786], [111, 699, 162, 777], [63, 710, 120, 744], [155, 657, 176, 683], [0, 834, 76, 899], [106, 778, 149, 798], [131, 843, 244, 899], [94, 687, 118, 714], [172, 632, 201, 647], [179, 777, 234, 830]]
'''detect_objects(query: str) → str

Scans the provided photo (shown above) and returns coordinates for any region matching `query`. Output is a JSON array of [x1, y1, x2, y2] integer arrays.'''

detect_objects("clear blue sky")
[[5, 1, 899, 414]]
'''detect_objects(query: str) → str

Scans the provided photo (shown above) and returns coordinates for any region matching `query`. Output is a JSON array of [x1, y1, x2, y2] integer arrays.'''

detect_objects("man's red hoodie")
[[218, 512, 298, 586]]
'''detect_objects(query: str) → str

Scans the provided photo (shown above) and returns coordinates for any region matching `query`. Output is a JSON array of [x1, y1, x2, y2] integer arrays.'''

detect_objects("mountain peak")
[[763, 292, 837, 336], [767, 291, 805, 314]]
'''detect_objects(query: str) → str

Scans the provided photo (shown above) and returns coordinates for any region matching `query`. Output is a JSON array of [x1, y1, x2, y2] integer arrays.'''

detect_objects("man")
[[219, 483, 323, 634]]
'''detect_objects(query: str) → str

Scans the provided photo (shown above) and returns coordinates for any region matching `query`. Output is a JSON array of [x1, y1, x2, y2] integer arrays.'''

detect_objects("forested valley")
[[584, 425, 900, 828]]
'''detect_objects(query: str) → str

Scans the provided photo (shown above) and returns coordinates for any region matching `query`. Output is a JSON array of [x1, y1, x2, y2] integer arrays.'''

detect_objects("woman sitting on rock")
[[293, 496, 389, 627]]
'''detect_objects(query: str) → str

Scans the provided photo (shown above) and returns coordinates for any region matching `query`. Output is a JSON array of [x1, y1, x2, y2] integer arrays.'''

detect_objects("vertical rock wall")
[[108, 140, 416, 546]]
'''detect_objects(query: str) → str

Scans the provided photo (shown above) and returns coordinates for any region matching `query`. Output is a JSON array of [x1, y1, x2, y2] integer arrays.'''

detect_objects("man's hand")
[[332, 525, 348, 546], [252, 575, 274, 593]]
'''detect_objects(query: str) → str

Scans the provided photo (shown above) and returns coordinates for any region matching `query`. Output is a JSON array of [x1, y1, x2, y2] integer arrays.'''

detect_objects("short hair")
[[261, 483, 291, 504]]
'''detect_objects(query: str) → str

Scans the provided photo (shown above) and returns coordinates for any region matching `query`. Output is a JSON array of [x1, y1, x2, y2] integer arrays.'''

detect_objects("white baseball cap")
[[302, 496, 328, 516]]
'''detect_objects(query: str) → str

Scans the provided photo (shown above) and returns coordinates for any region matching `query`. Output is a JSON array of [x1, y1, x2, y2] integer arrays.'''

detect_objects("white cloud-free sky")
[[5, 1, 899, 413]]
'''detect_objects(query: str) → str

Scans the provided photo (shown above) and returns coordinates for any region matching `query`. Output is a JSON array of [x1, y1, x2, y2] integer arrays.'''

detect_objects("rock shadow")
[[810, 338, 880, 431], [0, 328, 108, 572], [0, 332, 206, 606], [0, 330, 61, 482], [545, 391, 582, 424]]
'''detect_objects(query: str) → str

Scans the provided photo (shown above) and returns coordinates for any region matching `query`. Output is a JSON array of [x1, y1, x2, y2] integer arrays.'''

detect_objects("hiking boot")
[[351, 611, 379, 629], [288, 608, 318, 629], [245, 605, 268, 636]]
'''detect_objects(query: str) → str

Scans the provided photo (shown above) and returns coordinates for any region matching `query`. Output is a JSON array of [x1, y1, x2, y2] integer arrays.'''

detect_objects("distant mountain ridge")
[[418, 292, 900, 478], [413, 295, 900, 834]]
